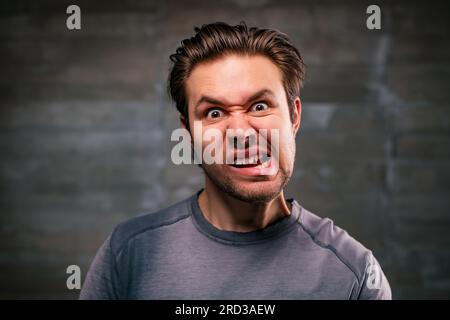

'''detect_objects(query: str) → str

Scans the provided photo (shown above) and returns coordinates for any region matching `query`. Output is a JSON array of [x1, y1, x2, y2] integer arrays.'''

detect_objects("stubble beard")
[[200, 163, 293, 203]]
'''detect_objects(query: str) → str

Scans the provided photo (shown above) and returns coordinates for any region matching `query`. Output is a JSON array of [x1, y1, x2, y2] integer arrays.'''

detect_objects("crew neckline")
[[189, 189, 301, 245]]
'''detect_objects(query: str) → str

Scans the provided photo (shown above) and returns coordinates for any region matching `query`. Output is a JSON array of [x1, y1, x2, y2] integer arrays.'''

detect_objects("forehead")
[[185, 54, 284, 107]]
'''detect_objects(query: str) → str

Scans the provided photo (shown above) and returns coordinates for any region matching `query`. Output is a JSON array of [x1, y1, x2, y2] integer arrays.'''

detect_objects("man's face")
[[184, 54, 301, 202]]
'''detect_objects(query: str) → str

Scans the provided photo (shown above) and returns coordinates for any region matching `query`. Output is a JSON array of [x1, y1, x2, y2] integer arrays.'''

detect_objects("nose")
[[226, 112, 253, 131], [225, 114, 257, 150]]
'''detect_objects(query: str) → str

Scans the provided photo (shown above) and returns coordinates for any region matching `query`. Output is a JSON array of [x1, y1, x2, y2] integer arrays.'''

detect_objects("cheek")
[[249, 115, 280, 129], [278, 126, 296, 161], [198, 127, 227, 159]]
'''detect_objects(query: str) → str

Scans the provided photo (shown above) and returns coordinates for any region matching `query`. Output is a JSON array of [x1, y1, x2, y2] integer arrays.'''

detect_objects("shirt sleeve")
[[357, 253, 392, 300], [79, 235, 121, 300]]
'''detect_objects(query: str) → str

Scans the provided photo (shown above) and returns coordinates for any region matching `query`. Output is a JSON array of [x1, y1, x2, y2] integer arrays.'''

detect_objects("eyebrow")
[[194, 89, 275, 110]]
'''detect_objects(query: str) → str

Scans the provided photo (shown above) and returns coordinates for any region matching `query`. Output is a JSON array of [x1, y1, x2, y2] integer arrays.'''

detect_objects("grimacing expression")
[[184, 54, 301, 202]]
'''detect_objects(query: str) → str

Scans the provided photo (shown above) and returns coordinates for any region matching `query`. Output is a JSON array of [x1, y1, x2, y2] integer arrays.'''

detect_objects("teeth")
[[248, 155, 258, 164], [261, 155, 271, 168], [234, 154, 270, 166]]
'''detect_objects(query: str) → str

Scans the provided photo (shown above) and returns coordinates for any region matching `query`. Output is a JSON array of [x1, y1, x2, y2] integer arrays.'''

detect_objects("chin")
[[229, 186, 283, 203], [203, 165, 292, 203]]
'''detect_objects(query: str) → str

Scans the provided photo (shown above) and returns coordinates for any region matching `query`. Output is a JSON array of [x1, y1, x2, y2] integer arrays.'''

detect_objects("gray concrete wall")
[[0, 0, 449, 299]]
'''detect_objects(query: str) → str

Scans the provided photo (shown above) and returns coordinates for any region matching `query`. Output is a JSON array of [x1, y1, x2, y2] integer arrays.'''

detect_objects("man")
[[80, 22, 391, 299]]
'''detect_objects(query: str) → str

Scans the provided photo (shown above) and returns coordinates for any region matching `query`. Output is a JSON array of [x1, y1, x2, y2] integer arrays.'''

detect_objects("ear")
[[180, 115, 187, 129], [292, 97, 301, 135], [180, 115, 193, 148]]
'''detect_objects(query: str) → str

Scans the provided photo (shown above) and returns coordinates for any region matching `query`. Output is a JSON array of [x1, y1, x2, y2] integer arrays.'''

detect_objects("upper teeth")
[[234, 154, 269, 165]]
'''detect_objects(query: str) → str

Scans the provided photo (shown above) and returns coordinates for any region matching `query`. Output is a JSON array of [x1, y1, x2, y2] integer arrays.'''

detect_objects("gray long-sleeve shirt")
[[80, 190, 391, 299]]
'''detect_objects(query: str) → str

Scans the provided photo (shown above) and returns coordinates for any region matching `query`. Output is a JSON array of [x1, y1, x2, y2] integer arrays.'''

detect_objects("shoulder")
[[297, 206, 392, 299], [297, 204, 373, 282], [108, 194, 194, 255]]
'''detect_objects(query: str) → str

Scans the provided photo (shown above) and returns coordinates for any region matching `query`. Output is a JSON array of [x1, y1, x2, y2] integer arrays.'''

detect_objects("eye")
[[251, 102, 269, 112], [205, 108, 224, 119]]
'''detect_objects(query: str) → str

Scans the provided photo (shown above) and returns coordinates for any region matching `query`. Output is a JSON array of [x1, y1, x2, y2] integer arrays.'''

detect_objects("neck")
[[198, 178, 292, 232]]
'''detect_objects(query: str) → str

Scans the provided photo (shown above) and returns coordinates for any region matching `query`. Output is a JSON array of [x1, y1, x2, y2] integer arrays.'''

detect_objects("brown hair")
[[167, 21, 306, 129]]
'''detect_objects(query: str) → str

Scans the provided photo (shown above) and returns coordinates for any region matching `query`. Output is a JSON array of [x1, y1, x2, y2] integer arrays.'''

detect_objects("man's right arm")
[[79, 235, 121, 300]]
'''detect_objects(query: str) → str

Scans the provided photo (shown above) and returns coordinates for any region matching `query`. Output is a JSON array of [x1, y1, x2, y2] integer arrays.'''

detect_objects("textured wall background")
[[1, 0, 449, 299]]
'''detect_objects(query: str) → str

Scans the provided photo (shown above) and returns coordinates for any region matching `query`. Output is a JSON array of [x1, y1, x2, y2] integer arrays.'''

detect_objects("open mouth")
[[230, 153, 272, 169]]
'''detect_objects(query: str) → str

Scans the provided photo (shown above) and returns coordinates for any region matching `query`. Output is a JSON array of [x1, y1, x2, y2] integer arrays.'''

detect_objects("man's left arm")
[[357, 253, 392, 300]]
